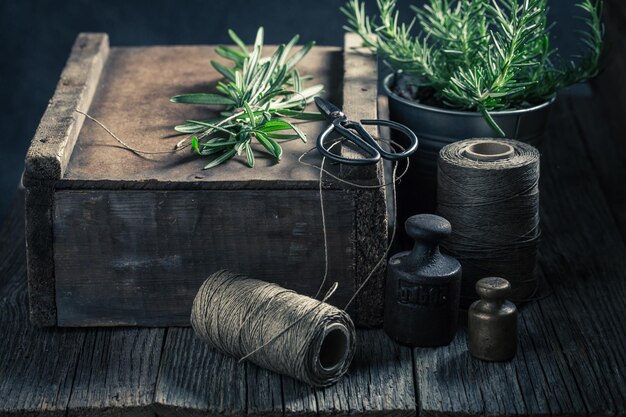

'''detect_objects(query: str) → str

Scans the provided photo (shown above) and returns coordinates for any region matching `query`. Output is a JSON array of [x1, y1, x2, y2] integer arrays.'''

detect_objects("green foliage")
[[171, 27, 324, 169], [342, 0, 603, 136]]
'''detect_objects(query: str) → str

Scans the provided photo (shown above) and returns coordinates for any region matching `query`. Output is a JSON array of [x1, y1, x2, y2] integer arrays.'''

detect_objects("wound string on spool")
[[191, 270, 356, 387], [437, 138, 540, 305]]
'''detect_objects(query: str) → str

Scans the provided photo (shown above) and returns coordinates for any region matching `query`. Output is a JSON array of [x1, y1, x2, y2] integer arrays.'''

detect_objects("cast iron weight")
[[468, 277, 518, 361], [384, 214, 462, 347]]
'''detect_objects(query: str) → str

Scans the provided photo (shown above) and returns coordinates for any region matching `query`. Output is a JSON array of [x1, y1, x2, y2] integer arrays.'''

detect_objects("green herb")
[[342, 0, 603, 136], [171, 27, 324, 169]]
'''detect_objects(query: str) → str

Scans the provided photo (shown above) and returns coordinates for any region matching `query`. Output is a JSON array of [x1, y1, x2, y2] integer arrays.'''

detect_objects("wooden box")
[[24, 33, 388, 327]]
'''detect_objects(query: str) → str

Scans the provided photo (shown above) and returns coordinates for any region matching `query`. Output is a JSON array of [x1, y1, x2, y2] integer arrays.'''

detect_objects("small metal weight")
[[468, 277, 518, 361], [384, 214, 462, 347]]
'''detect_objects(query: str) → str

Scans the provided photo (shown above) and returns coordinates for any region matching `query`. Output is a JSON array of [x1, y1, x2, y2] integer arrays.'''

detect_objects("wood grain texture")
[[534, 98, 626, 415], [0, 195, 79, 417], [157, 331, 283, 417], [53, 189, 355, 326], [154, 328, 415, 417], [25, 184, 56, 325], [66, 328, 164, 417], [414, 96, 626, 417], [351, 188, 388, 327], [154, 328, 247, 417], [24, 33, 109, 182], [313, 330, 416, 417]]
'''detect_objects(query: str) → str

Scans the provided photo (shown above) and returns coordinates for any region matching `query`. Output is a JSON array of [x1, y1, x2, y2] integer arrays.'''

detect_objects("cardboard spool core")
[[318, 323, 350, 372], [464, 141, 514, 162]]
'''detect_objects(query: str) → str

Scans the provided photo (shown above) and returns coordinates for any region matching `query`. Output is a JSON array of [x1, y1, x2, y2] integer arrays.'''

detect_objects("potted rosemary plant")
[[343, 0, 603, 171]]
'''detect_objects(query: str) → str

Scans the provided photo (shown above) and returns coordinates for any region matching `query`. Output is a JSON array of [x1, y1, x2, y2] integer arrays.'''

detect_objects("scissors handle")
[[316, 118, 418, 165], [360, 119, 419, 161], [317, 123, 382, 165]]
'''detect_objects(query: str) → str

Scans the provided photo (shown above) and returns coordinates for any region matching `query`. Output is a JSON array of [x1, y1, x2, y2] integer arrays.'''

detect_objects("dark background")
[[0, 0, 583, 222]]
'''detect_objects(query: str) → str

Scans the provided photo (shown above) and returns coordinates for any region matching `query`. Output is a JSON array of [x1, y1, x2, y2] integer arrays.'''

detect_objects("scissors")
[[314, 97, 418, 165]]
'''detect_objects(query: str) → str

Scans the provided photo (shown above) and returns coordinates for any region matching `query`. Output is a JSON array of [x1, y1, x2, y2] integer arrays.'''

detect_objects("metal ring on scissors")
[[316, 124, 381, 165], [314, 97, 419, 166]]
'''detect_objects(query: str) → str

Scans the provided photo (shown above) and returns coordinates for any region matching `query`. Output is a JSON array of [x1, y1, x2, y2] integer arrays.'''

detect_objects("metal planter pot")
[[383, 73, 554, 178]]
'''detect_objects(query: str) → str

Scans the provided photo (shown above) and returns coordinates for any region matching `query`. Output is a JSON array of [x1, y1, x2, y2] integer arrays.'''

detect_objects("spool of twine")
[[437, 138, 540, 305], [191, 270, 356, 387]]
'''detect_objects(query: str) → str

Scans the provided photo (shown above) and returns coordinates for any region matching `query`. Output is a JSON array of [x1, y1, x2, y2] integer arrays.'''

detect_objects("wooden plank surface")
[[154, 328, 247, 417], [66, 328, 164, 417], [313, 330, 416, 417], [0, 195, 417, 417], [53, 189, 355, 326], [339, 33, 381, 182]]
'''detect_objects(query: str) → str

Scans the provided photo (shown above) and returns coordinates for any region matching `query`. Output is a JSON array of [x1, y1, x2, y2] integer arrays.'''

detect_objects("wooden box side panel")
[[53, 190, 356, 327]]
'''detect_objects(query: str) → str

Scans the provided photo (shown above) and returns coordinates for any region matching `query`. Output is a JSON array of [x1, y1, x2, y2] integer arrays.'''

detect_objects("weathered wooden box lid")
[[24, 33, 387, 328]]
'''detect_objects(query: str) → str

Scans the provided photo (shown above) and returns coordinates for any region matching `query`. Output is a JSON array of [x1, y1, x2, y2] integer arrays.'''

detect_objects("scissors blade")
[[314, 97, 343, 122]]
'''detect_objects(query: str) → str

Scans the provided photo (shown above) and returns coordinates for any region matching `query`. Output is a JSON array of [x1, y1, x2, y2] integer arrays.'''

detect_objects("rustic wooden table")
[[1, 88, 625, 416]]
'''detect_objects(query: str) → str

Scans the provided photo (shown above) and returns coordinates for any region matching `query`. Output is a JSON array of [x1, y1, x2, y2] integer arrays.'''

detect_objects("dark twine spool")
[[437, 138, 540, 306], [191, 270, 356, 387]]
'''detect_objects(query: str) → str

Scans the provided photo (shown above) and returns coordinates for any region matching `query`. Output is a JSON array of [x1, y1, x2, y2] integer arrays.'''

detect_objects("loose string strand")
[[74, 109, 182, 156]]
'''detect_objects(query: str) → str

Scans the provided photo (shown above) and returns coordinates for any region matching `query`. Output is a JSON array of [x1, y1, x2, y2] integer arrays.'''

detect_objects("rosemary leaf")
[[171, 94, 236, 106], [204, 148, 237, 169]]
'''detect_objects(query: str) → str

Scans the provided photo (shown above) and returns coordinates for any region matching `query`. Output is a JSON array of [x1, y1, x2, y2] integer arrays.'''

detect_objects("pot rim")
[[383, 73, 555, 117]]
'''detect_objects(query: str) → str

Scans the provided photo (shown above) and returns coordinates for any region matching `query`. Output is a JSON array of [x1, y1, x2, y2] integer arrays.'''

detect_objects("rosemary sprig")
[[171, 27, 324, 169], [342, 0, 604, 136]]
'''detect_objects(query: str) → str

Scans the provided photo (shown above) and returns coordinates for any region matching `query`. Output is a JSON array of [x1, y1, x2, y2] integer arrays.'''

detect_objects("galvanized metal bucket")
[[383, 74, 554, 177]]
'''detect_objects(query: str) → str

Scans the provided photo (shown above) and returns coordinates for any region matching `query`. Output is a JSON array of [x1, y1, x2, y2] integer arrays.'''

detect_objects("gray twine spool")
[[191, 270, 356, 387], [437, 138, 540, 305]]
